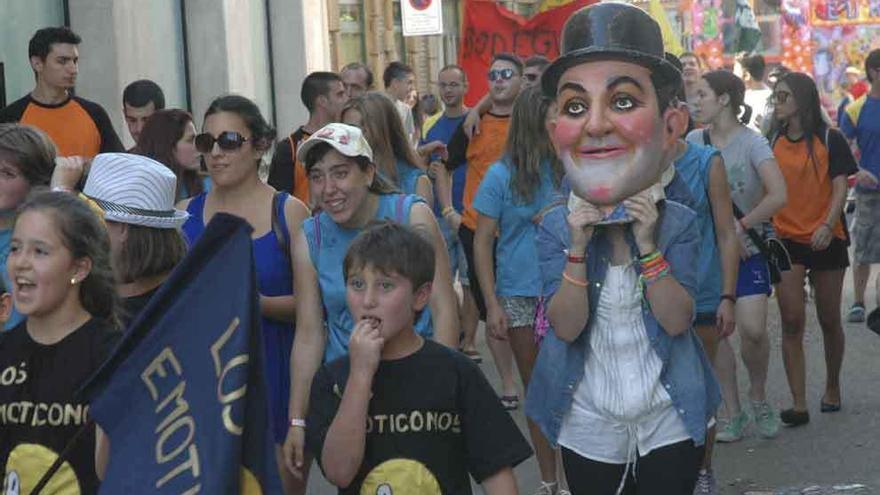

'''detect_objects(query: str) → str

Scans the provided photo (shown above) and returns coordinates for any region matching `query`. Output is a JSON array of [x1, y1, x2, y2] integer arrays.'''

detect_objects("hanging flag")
[[538, 0, 576, 13], [81, 213, 282, 494], [734, 0, 763, 53], [649, 0, 684, 55], [459, 0, 595, 106]]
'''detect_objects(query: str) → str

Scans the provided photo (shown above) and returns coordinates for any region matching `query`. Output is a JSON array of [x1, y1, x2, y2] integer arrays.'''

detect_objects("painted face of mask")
[[552, 60, 679, 221]]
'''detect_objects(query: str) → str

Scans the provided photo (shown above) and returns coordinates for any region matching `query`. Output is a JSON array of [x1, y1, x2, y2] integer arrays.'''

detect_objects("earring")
[[70, 277, 77, 285]]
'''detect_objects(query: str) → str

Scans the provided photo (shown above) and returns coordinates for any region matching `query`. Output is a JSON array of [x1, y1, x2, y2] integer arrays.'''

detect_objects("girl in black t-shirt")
[[0, 191, 119, 494]]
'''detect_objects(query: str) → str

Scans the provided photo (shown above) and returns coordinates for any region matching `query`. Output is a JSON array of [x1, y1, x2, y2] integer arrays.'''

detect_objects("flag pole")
[[31, 419, 95, 495]]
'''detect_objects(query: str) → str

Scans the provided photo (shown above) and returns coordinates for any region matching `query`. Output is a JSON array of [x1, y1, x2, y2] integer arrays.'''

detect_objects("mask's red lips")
[[575, 146, 628, 159]]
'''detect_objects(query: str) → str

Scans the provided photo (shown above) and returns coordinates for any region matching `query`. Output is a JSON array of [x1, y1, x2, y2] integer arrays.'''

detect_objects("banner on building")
[[811, 0, 880, 26], [459, 0, 594, 106], [82, 213, 282, 494], [402, 0, 444, 36]]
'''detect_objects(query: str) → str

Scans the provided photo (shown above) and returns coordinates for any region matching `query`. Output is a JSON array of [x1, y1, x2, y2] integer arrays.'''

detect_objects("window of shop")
[[337, 0, 366, 67]]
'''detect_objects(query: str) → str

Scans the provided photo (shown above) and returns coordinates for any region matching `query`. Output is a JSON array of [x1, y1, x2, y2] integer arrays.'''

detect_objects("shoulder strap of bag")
[[731, 201, 771, 259], [271, 192, 291, 265]]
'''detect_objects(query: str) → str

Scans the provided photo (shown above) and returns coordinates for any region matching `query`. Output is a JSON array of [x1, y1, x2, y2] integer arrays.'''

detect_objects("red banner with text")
[[458, 0, 595, 106]]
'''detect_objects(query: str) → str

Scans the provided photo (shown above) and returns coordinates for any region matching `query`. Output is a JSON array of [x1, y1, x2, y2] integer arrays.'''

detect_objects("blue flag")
[[81, 213, 282, 494]]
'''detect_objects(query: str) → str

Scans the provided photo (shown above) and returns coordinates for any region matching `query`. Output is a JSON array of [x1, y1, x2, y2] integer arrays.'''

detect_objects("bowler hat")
[[542, 2, 681, 98]]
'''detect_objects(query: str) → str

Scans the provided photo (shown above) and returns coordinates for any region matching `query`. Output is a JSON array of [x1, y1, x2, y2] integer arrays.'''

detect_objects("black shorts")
[[458, 225, 495, 321], [783, 237, 849, 271]]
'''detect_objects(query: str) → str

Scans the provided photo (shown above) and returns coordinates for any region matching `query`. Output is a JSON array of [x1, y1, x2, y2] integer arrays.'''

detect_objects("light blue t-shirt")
[[472, 159, 559, 297], [0, 228, 24, 331], [674, 143, 722, 313], [303, 193, 432, 363], [395, 159, 427, 198]]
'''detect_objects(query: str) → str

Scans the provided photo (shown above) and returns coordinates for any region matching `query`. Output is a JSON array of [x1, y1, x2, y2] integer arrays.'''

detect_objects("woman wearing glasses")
[[178, 94, 311, 494], [768, 72, 856, 425], [687, 70, 787, 441]]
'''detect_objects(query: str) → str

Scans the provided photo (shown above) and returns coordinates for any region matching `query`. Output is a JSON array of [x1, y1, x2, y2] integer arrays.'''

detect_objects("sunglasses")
[[773, 91, 792, 104], [488, 68, 516, 82], [194, 131, 249, 153]]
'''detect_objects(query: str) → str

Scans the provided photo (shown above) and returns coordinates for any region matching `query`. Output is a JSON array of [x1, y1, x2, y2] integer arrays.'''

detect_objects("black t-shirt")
[[0, 318, 120, 494], [306, 340, 532, 494], [119, 287, 159, 330]]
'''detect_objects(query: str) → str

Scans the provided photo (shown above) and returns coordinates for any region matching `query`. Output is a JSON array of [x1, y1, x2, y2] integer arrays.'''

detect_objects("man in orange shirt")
[[268, 71, 348, 206], [441, 53, 522, 319], [0, 27, 123, 158]]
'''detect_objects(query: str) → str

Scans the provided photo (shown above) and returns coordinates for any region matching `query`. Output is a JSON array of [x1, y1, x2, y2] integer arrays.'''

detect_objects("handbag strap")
[[705, 130, 773, 259]]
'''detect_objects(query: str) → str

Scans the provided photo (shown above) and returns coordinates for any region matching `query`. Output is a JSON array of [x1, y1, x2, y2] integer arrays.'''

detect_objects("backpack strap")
[[395, 194, 407, 224], [702, 129, 711, 147]]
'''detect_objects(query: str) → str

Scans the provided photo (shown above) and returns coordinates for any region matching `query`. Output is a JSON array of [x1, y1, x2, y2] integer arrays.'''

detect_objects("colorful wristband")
[[562, 271, 588, 287]]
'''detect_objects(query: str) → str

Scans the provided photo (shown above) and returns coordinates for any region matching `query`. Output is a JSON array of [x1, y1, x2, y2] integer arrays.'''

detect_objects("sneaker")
[[847, 303, 866, 323], [715, 410, 749, 442], [693, 468, 718, 495], [752, 401, 780, 438]]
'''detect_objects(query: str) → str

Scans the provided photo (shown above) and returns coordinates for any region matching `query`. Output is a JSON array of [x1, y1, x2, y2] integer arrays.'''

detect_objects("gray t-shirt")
[[686, 127, 776, 254]]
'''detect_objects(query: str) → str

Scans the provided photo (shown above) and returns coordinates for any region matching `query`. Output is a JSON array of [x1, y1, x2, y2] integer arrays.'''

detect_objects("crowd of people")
[[0, 3, 879, 493]]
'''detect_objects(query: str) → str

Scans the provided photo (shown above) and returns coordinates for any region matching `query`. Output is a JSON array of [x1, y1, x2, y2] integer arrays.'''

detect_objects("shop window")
[[338, 0, 366, 67]]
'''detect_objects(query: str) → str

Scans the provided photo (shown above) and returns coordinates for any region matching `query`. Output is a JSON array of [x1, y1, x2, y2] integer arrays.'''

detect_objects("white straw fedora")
[[83, 153, 190, 229]]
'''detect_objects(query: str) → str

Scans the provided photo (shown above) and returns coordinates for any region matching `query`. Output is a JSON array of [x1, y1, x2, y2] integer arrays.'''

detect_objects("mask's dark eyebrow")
[[607, 76, 644, 92], [559, 82, 586, 94]]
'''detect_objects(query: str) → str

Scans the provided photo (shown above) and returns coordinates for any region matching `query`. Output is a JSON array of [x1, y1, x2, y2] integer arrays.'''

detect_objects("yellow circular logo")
[[240, 467, 263, 494], [360, 458, 441, 495], [4, 443, 80, 495]]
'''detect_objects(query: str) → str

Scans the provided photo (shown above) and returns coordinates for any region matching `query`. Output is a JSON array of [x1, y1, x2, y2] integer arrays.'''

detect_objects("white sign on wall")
[[401, 0, 443, 37]]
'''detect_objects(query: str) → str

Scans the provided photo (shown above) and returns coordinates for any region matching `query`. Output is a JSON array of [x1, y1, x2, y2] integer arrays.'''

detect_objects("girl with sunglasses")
[[768, 72, 857, 425], [283, 123, 459, 482], [687, 70, 787, 442], [179, 94, 311, 494], [341, 92, 433, 204]]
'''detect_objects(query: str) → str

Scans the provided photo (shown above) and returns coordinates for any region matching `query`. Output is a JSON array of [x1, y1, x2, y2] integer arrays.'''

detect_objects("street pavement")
[[306, 271, 880, 494]]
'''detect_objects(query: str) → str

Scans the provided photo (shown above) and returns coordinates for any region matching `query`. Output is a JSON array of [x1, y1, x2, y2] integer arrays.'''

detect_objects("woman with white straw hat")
[[179, 94, 310, 494], [82, 152, 190, 327]]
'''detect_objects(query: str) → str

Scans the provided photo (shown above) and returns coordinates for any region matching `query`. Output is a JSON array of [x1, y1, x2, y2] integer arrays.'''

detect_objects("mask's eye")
[[612, 95, 637, 112], [564, 100, 587, 117]]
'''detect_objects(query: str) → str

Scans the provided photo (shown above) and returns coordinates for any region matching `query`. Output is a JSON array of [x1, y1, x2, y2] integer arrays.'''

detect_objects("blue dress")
[[182, 192, 293, 444]]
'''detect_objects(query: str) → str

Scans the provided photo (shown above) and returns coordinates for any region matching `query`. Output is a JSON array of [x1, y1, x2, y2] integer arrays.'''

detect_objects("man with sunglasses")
[[268, 71, 347, 206], [435, 53, 523, 407], [523, 55, 550, 90]]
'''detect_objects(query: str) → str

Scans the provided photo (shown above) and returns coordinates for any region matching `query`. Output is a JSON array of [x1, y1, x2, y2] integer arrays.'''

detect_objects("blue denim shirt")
[[524, 197, 721, 447]]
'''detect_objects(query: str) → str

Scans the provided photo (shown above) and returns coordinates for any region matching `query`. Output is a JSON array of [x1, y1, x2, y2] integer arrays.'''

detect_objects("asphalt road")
[[306, 270, 880, 495]]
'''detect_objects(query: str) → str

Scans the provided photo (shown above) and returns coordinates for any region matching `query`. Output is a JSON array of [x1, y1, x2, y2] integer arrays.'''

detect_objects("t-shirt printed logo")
[[360, 458, 441, 495]]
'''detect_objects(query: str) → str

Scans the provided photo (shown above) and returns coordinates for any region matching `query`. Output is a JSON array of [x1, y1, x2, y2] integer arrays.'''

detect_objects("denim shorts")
[[736, 254, 772, 298], [499, 296, 538, 328]]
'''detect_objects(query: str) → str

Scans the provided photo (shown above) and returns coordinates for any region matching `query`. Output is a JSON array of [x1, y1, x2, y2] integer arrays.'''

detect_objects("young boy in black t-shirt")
[[305, 221, 532, 494]]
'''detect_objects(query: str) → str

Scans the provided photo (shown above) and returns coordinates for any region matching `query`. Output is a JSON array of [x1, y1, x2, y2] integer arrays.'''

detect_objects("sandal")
[[500, 395, 519, 411], [461, 348, 483, 363], [820, 401, 841, 413]]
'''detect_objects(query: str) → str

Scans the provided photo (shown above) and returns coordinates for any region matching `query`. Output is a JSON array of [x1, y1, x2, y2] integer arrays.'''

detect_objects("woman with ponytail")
[[687, 70, 787, 443]]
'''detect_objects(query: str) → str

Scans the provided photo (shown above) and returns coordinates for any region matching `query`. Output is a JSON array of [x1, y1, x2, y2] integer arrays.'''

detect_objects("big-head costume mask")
[[542, 2, 685, 223]]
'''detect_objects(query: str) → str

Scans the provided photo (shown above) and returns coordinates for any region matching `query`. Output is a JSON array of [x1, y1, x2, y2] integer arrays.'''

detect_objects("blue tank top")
[[395, 159, 427, 198], [303, 193, 432, 363], [182, 192, 293, 299]]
